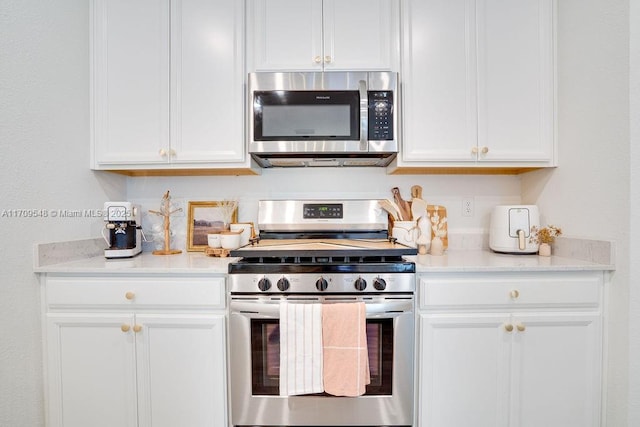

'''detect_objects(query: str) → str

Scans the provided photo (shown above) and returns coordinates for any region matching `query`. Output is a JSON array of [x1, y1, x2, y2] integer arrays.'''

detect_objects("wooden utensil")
[[410, 185, 428, 221], [411, 185, 423, 199], [379, 199, 400, 221], [391, 187, 412, 222]]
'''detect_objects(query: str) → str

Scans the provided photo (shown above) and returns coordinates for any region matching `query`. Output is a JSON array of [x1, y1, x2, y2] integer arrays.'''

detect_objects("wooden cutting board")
[[427, 205, 448, 249]]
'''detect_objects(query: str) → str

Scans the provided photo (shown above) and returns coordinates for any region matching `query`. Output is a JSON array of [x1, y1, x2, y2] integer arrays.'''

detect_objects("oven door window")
[[253, 90, 360, 141], [250, 319, 393, 396]]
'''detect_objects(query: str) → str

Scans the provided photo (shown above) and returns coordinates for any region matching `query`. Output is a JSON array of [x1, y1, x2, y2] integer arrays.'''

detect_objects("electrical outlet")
[[462, 197, 474, 217]]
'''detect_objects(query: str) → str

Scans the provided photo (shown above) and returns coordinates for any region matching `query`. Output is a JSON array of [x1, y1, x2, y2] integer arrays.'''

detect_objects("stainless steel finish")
[[359, 79, 368, 151], [248, 71, 398, 167], [229, 271, 415, 294], [228, 198, 415, 426], [257, 199, 387, 232], [229, 295, 414, 426]]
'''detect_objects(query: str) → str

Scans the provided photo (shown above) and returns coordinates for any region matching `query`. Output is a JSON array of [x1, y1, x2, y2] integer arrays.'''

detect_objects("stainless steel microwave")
[[248, 71, 398, 167]]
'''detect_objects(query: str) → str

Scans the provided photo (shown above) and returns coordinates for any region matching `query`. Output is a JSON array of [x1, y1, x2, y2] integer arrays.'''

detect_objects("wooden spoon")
[[391, 187, 412, 222], [410, 185, 428, 221]]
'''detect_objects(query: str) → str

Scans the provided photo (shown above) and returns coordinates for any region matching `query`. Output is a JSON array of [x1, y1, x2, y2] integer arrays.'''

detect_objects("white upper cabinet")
[[91, 0, 249, 172], [92, 0, 170, 165], [170, 0, 245, 164], [396, 0, 555, 170], [248, 0, 400, 72]]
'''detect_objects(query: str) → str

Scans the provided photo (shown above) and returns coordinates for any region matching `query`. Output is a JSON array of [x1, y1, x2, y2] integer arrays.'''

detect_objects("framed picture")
[[187, 201, 238, 251]]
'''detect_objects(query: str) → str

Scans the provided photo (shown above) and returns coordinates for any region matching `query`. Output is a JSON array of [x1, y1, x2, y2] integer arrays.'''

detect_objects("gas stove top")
[[228, 200, 416, 295]]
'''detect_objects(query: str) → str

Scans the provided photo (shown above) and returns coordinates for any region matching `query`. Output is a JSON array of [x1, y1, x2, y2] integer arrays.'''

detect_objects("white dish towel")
[[279, 301, 324, 396]]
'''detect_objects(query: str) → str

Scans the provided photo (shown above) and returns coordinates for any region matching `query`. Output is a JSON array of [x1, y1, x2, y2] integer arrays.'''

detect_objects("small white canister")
[[207, 233, 221, 248], [230, 223, 252, 247], [220, 231, 242, 250]]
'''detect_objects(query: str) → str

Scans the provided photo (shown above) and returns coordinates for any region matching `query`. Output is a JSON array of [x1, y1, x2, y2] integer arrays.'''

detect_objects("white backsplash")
[[127, 168, 522, 251]]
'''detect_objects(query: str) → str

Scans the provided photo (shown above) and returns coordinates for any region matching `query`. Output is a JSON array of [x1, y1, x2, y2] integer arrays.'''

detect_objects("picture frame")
[[187, 201, 238, 251]]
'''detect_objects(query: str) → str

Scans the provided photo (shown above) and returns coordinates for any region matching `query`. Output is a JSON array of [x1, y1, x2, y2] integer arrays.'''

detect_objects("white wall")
[[522, 0, 630, 425], [0, 1, 126, 426], [629, 0, 640, 424]]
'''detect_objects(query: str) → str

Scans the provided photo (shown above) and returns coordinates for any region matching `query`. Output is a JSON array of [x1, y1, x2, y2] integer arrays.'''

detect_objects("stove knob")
[[277, 277, 290, 292], [316, 277, 329, 291], [354, 277, 367, 291], [373, 277, 387, 291], [257, 277, 271, 292]]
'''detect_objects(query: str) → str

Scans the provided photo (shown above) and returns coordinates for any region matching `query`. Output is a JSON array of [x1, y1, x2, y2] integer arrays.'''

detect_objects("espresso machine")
[[102, 202, 143, 258]]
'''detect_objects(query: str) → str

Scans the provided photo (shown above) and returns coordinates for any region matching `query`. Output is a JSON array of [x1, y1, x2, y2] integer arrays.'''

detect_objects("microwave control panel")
[[368, 91, 394, 140]]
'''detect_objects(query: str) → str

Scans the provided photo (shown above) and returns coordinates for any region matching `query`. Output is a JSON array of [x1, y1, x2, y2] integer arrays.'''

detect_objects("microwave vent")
[[343, 159, 385, 167]]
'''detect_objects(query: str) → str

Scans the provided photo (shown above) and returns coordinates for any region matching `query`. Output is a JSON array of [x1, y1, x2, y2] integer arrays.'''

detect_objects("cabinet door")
[[510, 314, 602, 427], [92, 0, 170, 165], [170, 0, 245, 163], [476, 0, 554, 162], [400, 0, 478, 163], [323, 0, 398, 71], [398, 0, 555, 168], [418, 313, 511, 427], [135, 314, 227, 427], [250, 0, 323, 71], [46, 314, 138, 427]]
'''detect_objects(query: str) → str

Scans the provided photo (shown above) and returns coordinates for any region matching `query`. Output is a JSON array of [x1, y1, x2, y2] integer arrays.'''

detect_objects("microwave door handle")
[[359, 79, 368, 151]]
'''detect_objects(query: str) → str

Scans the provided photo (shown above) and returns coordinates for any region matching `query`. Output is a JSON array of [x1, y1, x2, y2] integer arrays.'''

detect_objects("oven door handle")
[[230, 300, 413, 318]]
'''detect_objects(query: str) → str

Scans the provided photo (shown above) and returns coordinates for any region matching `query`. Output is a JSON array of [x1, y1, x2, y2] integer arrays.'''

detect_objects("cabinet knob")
[[471, 146, 478, 155], [121, 324, 130, 333], [314, 56, 322, 64], [324, 55, 332, 64], [510, 289, 520, 299], [169, 149, 176, 157], [504, 323, 514, 332], [481, 146, 489, 154], [125, 291, 135, 300], [159, 148, 168, 157], [133, 324, 143, 333], [516, 323, 526, 332]]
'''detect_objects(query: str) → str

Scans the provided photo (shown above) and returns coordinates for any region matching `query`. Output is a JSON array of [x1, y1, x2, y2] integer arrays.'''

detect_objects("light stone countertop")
[[33, 236, 615, 275], [410, 251, 614, 273], [34, 238, 236, 275], [34, 252, 237, 275]]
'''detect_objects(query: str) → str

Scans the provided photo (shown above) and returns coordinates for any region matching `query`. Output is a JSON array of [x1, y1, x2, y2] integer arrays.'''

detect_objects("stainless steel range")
[[228, 200, 416, 427]]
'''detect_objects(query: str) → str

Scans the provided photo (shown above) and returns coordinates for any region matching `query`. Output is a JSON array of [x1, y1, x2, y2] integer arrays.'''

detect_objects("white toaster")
[[489, 205, 540, 254]]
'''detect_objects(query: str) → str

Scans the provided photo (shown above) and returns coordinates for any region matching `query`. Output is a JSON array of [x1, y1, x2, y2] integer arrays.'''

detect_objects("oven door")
[[229, 294, 414, 426]]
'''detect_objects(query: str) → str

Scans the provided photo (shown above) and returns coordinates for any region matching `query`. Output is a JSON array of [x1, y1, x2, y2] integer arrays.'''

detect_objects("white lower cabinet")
[[42, 276, 227, 427], [416, 272, 604, 427]]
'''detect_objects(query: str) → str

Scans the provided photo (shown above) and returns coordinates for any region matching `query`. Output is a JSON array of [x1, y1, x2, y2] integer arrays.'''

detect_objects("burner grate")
[[239, 255, 406, 264], [228, 256, 415, 275]]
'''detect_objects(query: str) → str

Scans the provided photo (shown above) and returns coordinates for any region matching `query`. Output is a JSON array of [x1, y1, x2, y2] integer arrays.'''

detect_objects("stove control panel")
[[234, 272, 414, 294], [303, 203, 343, 219]]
